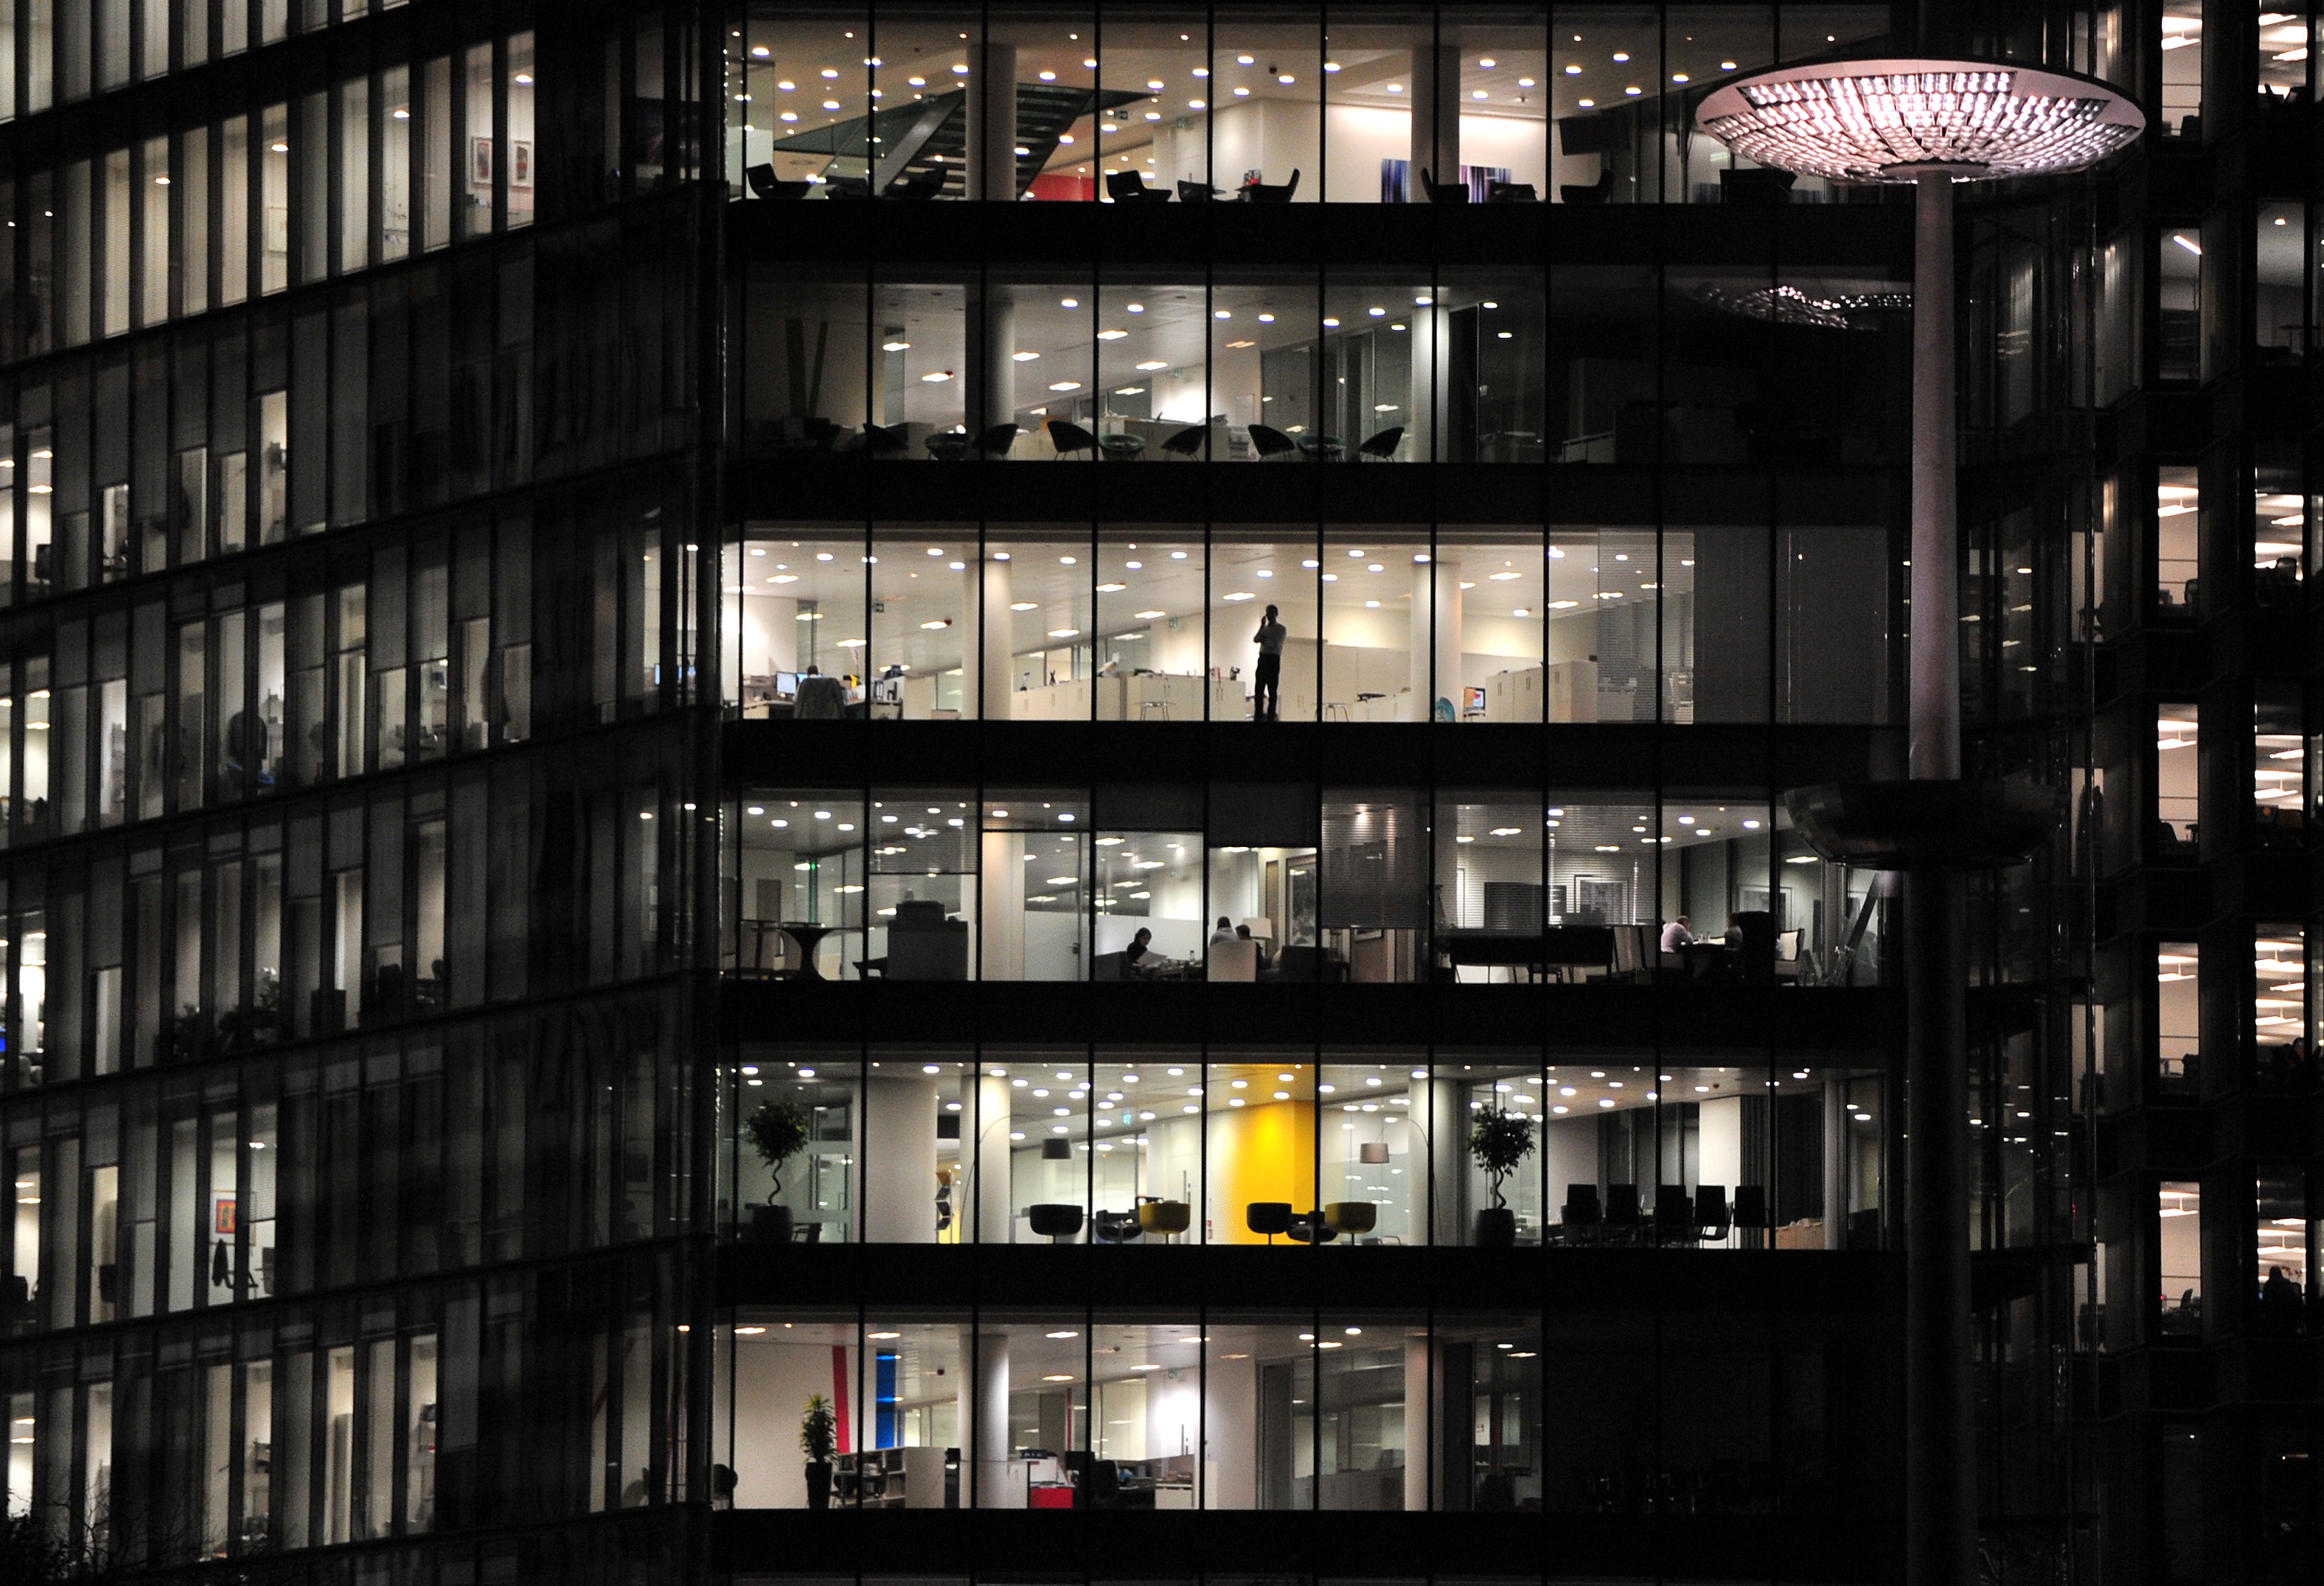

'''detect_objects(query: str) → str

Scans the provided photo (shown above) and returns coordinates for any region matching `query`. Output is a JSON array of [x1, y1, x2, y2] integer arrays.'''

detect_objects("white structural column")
[[1408, 44, 1462, 194], [968, 1328, 1016, 1505], [966, 44, 1019, 201], [862, 1075, 939, 1242], [1434, 555, 1463, 716], [977, 835, 1026, 982], [980, 557, 1015, 714], [1407, 1072, 1470, 1244], [968, 1071, 1015, 1243], [1203, 1352, 1257, 1507], [1823, 1073, 1849, 1252], [1403, 1331, 1436, 1510], [970, 294, 1017, 439]]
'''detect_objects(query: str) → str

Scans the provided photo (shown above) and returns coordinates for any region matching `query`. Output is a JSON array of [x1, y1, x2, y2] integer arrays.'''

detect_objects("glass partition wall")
[[721, 1047, 1889, 1250]]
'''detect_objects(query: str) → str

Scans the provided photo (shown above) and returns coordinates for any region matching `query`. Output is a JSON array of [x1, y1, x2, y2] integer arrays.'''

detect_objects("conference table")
[[1439, 926, 1615, 982]]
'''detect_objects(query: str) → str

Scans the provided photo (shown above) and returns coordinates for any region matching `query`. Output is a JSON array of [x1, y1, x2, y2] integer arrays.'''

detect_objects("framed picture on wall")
[[215, 1196, 238, 1236], [510, 140, 534, 190], [469, 135, 495, 187]]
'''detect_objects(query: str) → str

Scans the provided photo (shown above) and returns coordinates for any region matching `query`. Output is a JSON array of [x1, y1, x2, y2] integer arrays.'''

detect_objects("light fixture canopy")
[[1694, 59, 2144, 185]]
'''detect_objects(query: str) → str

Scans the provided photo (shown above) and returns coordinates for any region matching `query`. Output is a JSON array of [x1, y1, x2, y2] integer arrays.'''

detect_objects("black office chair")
[[1418, 168, 1470, 203], [1028, 1204, 1084, 1243], [1178, 179, 1224, 202], [1246, 423, 1300, 461], [1105, 169, 1173, 204], [1561, 165, 1614, 206], [1486, 181, 1540, 204], [1357, 425, 1404, 462], [1654, 1185, 1696, 1246], [1604, 1184, 1643, 1245], [1558, 1184, 1603, 1245], [860, 422, 911, 458], [974, 423, 1022, 460], [1091, 1207, 1145, 1243], [1243, 169, 1300, 203], [887, 166, 948, 200], [1247, 1202, 1294, 1244], [745, 164, 812, 201], [1694, 1185, 1731, 1244], [1160, 424, 1210, 460], [1046, 419, 1098, 460], [1731, 1184, 1769, 1248]]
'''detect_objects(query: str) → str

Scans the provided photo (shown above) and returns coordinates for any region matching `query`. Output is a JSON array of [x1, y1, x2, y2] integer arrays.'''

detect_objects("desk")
[[1679, 940, 1740, 980], [1442, 926, 1613, 981]]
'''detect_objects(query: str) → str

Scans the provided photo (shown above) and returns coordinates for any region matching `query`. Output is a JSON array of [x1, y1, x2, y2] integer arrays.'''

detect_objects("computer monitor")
[[1464, 686, 1487, 714], [775, 672, 799, 698]]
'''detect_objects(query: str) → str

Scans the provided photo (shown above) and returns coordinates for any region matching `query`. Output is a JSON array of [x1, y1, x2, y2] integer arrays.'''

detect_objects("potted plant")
[[744, 1098, 811, 1244], [800, 1392, 837, 1509], [1469, 1104, 1536, 1247]]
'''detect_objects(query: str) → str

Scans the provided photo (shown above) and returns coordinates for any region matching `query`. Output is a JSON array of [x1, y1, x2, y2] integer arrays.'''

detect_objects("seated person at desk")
[[794, 665, 849, 719], [1659, 914, 1695, 952], [1210, 916, 1237, 945], [1235, 923, 1271, 971], [1125, 927, 1159, 977]]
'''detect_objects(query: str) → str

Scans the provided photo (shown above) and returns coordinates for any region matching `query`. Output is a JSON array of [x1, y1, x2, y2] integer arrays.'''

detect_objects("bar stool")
[[1246, 1203, 1293, 1244], [1028, 1204, 1083, 1244]]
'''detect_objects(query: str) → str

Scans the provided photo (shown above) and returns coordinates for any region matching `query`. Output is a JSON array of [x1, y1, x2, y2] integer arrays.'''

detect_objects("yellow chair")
[[1323, 1202, 1377, 1242], [1137, 1199, 1192, 1244]]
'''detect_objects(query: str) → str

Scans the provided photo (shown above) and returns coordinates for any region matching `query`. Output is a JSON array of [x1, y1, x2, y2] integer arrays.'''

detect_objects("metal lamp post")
[[1692, 61, 2143, 1586]]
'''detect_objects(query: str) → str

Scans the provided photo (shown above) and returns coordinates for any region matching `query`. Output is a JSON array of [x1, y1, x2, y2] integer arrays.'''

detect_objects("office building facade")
[[0, 2, 2297, 1584]]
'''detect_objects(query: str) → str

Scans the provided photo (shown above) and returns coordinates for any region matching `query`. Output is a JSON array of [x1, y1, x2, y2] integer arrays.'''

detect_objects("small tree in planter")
[[745, 1098, 812, 1243], [800, 1392, 838, 1510], [1469, 1105, 1537, 1247]]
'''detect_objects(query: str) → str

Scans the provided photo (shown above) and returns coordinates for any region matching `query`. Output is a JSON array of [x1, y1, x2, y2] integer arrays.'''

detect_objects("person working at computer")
[[794, 665, 849, 719], [1252, 606, 1288, 719], [1659, 914, 1695, 952]]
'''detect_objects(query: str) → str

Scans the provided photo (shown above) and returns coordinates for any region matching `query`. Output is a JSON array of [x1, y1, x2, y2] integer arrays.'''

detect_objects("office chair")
[[1138, 1198, 1191, 1243], [1246, 1202, 1294, 1243], [1177, 179, 1223, 202], [1559, 1184, 1603, 1245], [1604, 1184, 1643, 1245], [1560, 165, 1614, 206], [1091, 1207, 1145, 1242], [1246, 423, 1300, 461], [1694, 1185, 1731, 1245], [887, 166, 948, 200], [1046, 419, 1099, 460], [1654, 1185, 1695, 1245], [1159, 425, 1209, 460], [860, 422, 911, 458], [1028, 1204, 1083, 1243], [1243, 169, 1300, 203], [1104, 170, 1172, 204], [1730, 1184, 1769, 1248], [1357, 425, 1404, 461], [744, 164, 811, 201], [973, 423, 1022, 460], [1418, 168, 1469, 203]]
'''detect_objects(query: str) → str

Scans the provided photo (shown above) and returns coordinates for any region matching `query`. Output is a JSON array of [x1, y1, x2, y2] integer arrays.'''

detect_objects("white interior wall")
[[730, 1341, 843, 1510], [1697, 1095, 1743, 1198]]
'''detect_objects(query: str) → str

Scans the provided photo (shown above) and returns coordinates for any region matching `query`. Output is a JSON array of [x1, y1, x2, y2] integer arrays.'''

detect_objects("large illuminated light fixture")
[[1695, 61, 2143, 186], [1703, 58, 2142, 1586]]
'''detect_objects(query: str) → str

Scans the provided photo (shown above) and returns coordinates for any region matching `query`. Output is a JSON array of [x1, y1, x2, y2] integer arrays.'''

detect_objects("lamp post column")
[[1904, 166, 1974, 1586]]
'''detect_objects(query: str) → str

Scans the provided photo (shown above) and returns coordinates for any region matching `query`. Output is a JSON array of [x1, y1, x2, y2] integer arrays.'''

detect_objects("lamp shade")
[[1041, 1138, 1072, 1161], [1694, 60, 2144, 185], [1358, 1142, 1391, 1165], [1239, 917, 1276, 939]]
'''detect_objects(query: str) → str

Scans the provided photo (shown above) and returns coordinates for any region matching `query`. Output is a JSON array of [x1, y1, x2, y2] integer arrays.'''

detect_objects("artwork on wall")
[[470, 135, 494, 187], [510, 140, 533, 190]]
